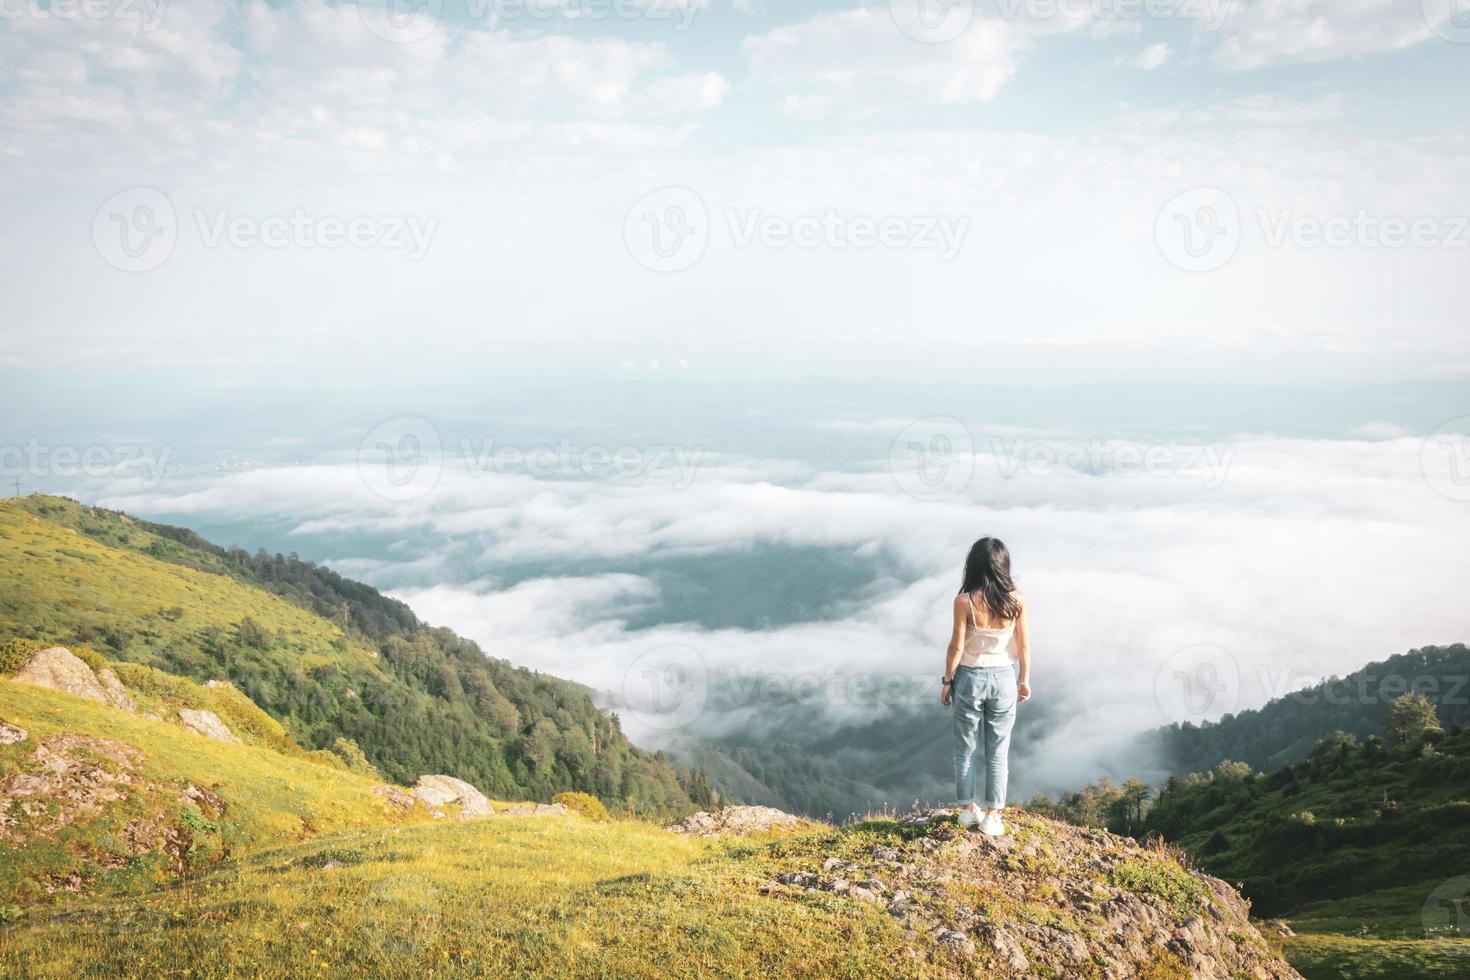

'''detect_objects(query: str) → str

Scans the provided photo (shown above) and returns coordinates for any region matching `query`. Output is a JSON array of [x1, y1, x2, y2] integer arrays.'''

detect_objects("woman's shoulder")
[[1011, 590, 1026, 607]]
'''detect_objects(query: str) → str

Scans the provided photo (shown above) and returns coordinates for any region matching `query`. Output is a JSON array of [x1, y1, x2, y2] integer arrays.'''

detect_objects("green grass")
[[0, 680, 431, 907], [1288, 880, 1459, 939], [1107, 858, 1209, 916], [0, 815, 921, 978], [0, 502, 375, 674], [0, 672, 910, 976], [1279, 933, 1470, 980], [1273, 880, 1470, 980]]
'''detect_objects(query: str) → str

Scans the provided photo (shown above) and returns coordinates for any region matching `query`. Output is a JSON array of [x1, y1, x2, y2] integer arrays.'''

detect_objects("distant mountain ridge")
[[0, 495, 705, 814], [1138, 644, 1470, 777]]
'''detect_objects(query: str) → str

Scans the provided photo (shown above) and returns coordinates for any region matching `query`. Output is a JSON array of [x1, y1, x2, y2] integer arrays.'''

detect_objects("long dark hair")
[[959, 537, 1021, 623]]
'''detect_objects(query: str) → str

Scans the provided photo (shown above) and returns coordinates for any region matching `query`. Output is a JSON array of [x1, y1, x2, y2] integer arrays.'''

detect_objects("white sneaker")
[[958, 806, 981, 828], [980, 810, 1005, 837]]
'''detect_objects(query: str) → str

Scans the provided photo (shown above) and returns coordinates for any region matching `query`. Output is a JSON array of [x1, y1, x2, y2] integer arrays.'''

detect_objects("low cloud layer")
[[84, 422, 1470, 792]]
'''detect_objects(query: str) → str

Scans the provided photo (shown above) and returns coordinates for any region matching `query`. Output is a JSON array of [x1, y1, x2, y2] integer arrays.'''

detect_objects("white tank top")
[[960, 593, 1016, 668]]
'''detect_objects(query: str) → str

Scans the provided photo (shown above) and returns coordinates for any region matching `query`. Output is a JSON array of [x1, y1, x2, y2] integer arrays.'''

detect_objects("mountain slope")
[[0, 496, 702, 813], [0, 662, 438, 908], [1142, 725, 1470, 915], [0, 657, 1302, 980], [1036, 707, 1470, 979], [1138, 644, 1470, 777], [1143, 723, 1470, 979]]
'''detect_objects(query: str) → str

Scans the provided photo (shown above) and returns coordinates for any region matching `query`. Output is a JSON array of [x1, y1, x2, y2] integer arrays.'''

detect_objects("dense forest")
[[2, 496, 710, 814], [1137, 644, 1470, 777]]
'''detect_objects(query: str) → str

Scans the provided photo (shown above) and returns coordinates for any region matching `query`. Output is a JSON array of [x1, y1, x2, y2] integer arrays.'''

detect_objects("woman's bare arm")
[[1013, 593, 1031, 702], [942, 595, 968, 704]]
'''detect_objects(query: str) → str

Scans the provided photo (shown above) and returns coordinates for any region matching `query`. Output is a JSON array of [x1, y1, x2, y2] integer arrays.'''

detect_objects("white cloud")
[[744, 8, 1029, 118], [1222, 93, 1346, 125], [636, 71, 731, 116], [1210, 0, 1440, 70], [1131, 42, 1174, 70], [91, 434, 1470, 762], [0, 0, 726, 177]]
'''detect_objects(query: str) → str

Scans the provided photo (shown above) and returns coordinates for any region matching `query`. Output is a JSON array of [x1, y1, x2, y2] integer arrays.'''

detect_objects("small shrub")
[[328, 737, 381, 779], [553, 792, 611, 821], [69, 644, 107, 673], [236, 617, 271, 649], [0, 638, 49, 675], [1109, 858, 1209, 914]]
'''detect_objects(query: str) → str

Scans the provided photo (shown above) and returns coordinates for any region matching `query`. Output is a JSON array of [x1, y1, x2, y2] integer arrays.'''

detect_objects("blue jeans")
[[952, 665, 1018, 809]]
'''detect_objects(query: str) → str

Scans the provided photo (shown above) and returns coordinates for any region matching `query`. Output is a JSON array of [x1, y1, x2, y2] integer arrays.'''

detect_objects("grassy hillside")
[[1142, 728, 1470, 919], [0, 496, 702, 814], [0, 507, 1302, 978], [0, 675, 436, 910], [0, 665, 1300, 978]]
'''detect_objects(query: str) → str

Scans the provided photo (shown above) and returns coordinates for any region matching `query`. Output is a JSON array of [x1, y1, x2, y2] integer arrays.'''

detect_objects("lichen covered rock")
[[671, 805, 805, 837], [177, 709, 242, 743], [411, 775, 494, 819], [758, 808, 1302, 979], [9, 647, 110, 705]]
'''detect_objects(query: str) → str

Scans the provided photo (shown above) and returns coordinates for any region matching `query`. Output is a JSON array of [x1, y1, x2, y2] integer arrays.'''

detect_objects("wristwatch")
[[942, 676, 953, 687]]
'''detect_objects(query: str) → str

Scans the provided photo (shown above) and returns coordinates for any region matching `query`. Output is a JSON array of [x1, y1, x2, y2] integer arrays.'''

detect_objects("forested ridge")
[[0, 496, 709, 814], [1139, 643, 1470, 776]]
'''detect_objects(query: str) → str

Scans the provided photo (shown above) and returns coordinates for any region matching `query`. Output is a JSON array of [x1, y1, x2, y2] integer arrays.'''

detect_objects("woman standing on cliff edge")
[[940, 536, 1031, 837]]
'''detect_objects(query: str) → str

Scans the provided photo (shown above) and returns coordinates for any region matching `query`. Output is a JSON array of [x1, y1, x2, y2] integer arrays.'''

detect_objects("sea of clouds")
[[74, 411, 1470, 793]]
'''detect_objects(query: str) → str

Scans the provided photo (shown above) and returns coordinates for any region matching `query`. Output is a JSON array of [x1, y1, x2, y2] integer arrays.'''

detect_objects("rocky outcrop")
[[411, 775, 494, 819], [8, 647, 137, 714], [756, 808, 1302, 980], [98, 669, 138, 713], [373, 785, 419, 815], [0, 734, 143, 838], [177, 709, 242, 743], [0, 719, 26, 744], [10, 647, 111, 705], [671, 805, 805, 837]]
